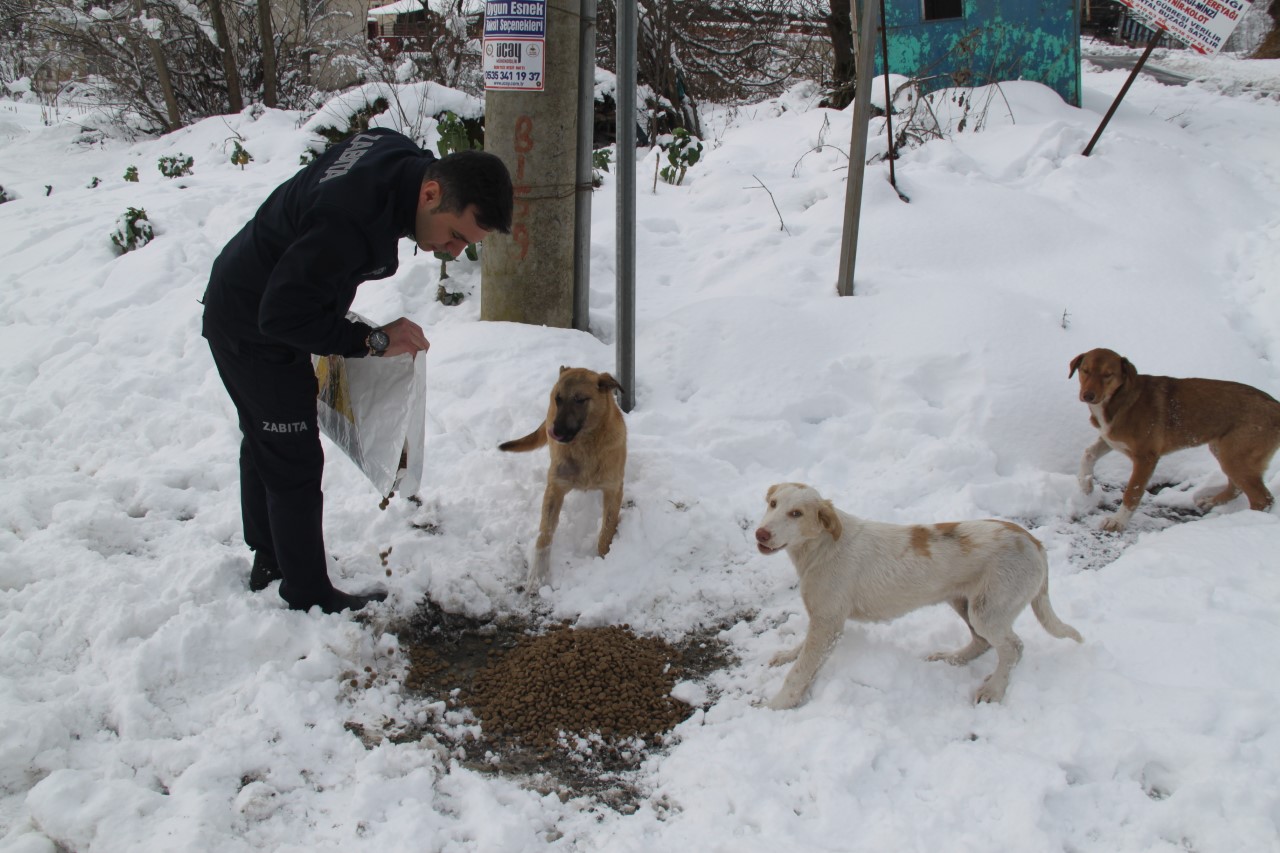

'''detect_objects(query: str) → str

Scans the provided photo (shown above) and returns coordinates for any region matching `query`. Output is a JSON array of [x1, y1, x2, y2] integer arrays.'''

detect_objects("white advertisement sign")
[[1117, 0, 1252, 54], [483, 0, 547, 91]]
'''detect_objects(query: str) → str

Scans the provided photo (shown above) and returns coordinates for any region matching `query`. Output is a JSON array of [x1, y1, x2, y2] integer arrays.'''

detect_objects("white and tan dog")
[[755, 483, 1082, 708]]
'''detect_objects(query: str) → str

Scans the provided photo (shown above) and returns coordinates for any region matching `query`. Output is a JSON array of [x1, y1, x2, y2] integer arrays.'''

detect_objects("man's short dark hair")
[[425, 150, 514, 235]]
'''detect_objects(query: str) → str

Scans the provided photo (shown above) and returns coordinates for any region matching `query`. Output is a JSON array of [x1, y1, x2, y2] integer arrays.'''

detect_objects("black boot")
[[290, 587, 388, 614], [249, 551, 282, 592]]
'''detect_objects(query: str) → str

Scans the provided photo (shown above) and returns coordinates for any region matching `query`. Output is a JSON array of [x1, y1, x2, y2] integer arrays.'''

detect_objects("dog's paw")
[[926, 651, 964, 666], [523, 547, 551, 591], [766, 691, 804, 710], [973, 680, 1008, 704], [1099, 513, 1129, 532], [768, 646, 801, 667], [1192, 490, 1237, 512], [1078, 474, 1095, 495]]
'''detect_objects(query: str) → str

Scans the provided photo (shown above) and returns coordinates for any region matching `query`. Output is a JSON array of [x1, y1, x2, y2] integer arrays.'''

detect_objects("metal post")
[[1083, 27, 1161, 157], [878, 0, 906, 202], [834, 0, 882, 296], [615, 0, 636, 411], [573, 0, 597, 331]]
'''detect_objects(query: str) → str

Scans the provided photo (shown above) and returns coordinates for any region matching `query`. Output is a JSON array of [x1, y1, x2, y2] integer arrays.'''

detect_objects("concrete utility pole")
[[481, 0, 582, 327]]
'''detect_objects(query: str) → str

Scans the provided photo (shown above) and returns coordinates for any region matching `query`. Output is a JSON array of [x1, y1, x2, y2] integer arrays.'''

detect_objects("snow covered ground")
[[2, 47, 1279, 852], [1084, 35, 1280, 93]]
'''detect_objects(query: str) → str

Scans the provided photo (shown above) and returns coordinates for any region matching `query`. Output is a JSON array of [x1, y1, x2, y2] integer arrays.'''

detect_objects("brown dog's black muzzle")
[[550, 407, 586, 443]]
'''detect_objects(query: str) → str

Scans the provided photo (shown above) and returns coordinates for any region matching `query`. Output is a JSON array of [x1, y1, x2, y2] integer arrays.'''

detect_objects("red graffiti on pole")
[[512, 115, 533, 260]]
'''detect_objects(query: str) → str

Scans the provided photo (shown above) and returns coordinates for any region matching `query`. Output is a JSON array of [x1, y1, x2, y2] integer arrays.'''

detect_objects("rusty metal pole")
[[1083, 27, 1161, 157], [879, 0, 896, 189], [877, 0, 907, 203]]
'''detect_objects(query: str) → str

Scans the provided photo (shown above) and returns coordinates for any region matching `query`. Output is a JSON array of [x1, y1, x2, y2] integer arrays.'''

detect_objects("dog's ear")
[[596, 372, 624, 394], [1069, 353, 1084, 378], [1121, 358, 1136, 382], [818, 501, 842, 541], [559, 365, 570, 374]]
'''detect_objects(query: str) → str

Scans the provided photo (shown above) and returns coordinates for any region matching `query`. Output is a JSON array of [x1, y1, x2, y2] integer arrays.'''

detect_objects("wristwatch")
[[365, 328, 390, 357]]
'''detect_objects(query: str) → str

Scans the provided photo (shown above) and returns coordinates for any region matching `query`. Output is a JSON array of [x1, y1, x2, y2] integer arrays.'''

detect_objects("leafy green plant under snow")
[[110, 207, 154, 254], [658, 128, 702, 186], [230, 142, 253, 170], [433, 110, 484, 305], [158, 154, 193, 178]]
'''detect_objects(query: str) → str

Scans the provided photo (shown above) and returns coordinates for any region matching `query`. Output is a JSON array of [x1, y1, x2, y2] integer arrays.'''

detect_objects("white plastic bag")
[[314, 313, 426, 498]]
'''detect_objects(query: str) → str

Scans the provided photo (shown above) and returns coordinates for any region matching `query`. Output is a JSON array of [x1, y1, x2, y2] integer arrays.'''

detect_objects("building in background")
[[876, 0, 1081, 105]]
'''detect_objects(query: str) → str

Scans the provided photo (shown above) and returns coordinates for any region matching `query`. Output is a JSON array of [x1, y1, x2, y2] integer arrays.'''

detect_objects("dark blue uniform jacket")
[[202, 128, 437, 359]]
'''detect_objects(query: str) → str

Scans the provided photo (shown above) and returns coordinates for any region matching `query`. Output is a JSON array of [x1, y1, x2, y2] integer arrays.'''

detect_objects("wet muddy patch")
[[369, 599, 735, 809]]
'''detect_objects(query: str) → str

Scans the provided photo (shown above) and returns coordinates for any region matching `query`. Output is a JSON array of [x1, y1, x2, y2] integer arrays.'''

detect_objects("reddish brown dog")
[[1070, 348, 1280, 531], [500, 366, 627, 590]]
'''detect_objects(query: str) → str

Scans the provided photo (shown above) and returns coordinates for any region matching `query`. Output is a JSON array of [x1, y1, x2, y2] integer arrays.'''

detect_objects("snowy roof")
[[366, 0, 482, 19]]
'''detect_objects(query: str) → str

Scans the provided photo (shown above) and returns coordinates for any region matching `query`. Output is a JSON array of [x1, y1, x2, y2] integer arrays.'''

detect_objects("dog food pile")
[[466, 624, 692, 749]]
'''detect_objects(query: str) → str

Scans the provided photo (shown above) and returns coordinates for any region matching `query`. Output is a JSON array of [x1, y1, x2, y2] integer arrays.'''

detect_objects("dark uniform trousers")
[[208, 341, 336, 610]]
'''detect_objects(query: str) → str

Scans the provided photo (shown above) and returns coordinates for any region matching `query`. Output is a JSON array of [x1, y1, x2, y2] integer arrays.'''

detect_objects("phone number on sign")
[[485, 70, 542, 84]]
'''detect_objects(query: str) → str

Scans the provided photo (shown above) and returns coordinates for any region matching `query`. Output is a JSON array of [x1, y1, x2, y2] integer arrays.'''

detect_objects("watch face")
[[371, 330, 390, 352]]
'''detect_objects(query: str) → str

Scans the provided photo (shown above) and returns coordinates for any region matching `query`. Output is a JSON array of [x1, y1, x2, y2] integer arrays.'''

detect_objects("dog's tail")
[[1030, 578, 1083, 643], [499, 424, 548, 453]]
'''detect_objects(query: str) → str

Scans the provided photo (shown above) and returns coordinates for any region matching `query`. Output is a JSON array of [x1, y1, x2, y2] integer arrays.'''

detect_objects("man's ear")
[[1069, 353, 1084, 378], [419, 179, 441, 210], [818, 501, 842, 540]]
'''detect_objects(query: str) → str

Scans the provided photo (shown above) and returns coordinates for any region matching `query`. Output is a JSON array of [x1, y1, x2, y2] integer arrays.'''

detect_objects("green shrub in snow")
[[158, 154, 193, 178], [658, 128, 702, 186], [230, 141, 253, 170], [110, 207, 154, 255]]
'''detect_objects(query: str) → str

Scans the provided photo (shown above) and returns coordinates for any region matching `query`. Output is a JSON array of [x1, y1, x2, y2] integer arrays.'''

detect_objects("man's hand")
[[380, 317, 429, 358]]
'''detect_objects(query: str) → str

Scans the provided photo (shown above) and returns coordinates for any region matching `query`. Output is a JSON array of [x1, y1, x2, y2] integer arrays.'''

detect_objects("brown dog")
[[500, 366, 627, 589], [1069, 348, 1280, 531]]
